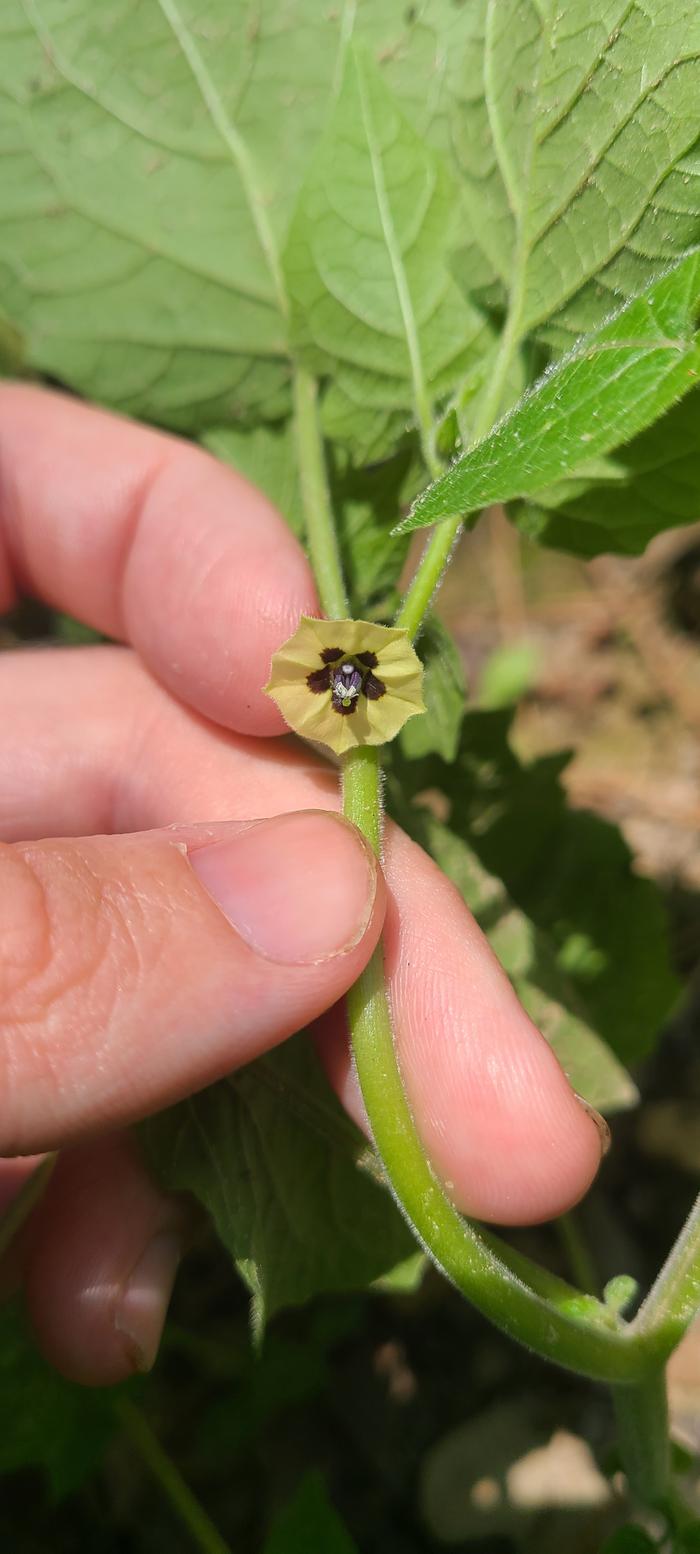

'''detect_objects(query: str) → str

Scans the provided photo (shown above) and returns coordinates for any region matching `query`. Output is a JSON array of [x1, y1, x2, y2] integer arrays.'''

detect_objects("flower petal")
[[264, 617, 425, 756]]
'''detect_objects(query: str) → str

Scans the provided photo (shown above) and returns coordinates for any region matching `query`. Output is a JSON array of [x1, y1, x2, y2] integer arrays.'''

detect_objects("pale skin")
[[0, 385, 604, 1387]]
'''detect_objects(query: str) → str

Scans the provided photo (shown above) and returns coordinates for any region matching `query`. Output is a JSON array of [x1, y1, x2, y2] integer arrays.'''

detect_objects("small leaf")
[[398, 254, 700, 532], [400, 616, 465, 762], [140, 1035, 414, 1336], [603, 1275, 640, 1317], [262, 1471, 359, 1554]]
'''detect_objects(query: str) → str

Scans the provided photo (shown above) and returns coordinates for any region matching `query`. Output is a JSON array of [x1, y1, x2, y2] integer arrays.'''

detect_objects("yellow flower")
[[264, 616, 425, 756]]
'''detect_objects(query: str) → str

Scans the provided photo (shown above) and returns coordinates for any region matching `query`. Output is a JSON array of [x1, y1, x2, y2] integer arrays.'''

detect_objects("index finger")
[[0, 384, 318, 734]]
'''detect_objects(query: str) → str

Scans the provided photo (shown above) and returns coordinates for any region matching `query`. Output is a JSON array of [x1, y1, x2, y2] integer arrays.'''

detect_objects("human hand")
[[0, 386, 606, 1385]]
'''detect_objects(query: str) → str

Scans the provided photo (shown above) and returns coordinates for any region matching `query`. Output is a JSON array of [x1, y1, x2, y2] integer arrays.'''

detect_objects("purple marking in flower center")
[[306, 647, 387, 716], [331, 662, 363, 713]]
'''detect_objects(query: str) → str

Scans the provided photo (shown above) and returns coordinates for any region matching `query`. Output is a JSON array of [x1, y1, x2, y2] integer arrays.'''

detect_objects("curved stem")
[[116, 1398, 234, 1554], [342, 747, 652, 1383], [292, 358, 698, 1398]]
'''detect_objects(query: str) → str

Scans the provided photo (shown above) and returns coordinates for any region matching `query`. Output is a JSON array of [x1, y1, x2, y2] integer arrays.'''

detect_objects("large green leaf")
[[0, 1302, 116, 1499], [284, 43, 488, 460], [454, 0, 700, 345], [140, 1035, 413, 1337], [398, 254, 700, 531], [1, 0, 319, 427], [392, 711, 679, 1065], [516, 387, 700, 557], [0, 2, 482, 436]]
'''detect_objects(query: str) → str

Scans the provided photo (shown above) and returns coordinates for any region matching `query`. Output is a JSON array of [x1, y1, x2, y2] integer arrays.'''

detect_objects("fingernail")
[[574, 1093, 612, 1157], [189, 812, 377, 964], [115, 1231, 182, 1373]]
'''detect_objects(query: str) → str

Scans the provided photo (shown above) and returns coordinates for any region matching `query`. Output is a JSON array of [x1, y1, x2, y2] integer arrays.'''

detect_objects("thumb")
[[0, 811, 383, 1153]]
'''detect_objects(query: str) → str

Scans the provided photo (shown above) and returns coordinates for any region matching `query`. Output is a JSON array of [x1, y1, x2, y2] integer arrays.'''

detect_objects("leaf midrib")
[[155, 0, 289, 320], [353, 49, 435, 467]]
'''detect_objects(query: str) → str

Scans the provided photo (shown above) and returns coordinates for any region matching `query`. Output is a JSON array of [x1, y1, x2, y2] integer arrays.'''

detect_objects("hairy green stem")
[[116, 1398, 233, 1554], [611, 1370, 671, 1509], [293, 364, 349, 619], [293, 362, 698, 1423], [395, 514, 462, 640], [395, 155, 527, 642], [630, 1189, 700, 1366], [393, 314, 512, 642], [341, 748, 649, 1383]]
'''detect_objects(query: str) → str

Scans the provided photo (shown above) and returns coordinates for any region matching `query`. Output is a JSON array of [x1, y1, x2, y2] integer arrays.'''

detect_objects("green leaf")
[[0, 0, 339, 428], [0, 1301, 116, 1498], [140, 1035, 413, 1337], [201, 423, 303, 538], [0, 3, 486, 439], [453, 0, 700, 344], [398, 254, 700, 532], [600, 1531, 658, 1554], [516, 387, 700, 558], [262, 1471, 359, 1554], [392, 710, 679, 1065], [284, 43, 488, 459], [394, 803, 637, 1114], [400, 615, 465, 762], [320, 372, 411, 468]]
